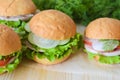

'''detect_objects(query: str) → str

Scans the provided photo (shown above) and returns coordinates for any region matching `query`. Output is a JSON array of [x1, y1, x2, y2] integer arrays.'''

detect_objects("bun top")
[[0, 0, 36, 16], [29, 10, 76, 40], [85, 18, 120, 40], [0, 25, 21, 56]]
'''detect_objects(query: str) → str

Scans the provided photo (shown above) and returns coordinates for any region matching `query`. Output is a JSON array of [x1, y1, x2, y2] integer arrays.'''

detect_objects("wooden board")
[[0, 25, 119, 80]]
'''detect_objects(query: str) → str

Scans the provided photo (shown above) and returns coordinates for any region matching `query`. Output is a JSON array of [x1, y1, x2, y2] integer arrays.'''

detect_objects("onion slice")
[[28, 33, 59, 49], [0, 14, 34, 21], [24, 23, 31, 32], [85, 44, 120, 56], [7, 57, 16, 64], [59, 39, 70, 45]]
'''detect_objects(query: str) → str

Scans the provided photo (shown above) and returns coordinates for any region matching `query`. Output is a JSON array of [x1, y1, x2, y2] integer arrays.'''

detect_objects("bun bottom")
[[33, 54, 71, 65]]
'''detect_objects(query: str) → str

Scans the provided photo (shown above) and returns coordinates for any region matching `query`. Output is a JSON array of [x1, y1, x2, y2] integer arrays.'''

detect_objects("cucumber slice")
[[35, 37, 60, 49], [28, 33, 35, 44], [24, 23, 31, 32], [28, 33, 59, 49], [28, 33, 70, 49], [59, 39, 70, 45]]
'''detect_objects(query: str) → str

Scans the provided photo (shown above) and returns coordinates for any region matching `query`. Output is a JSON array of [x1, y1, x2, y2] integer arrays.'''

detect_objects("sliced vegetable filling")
[[26, 33, 82, 61], [84, 37, 120, 64], [84, 50, 120, 64], [0, 51, 22, 74], [0, 20, 27, 40], [28, 32, 70, 49], [84, 37, 120, 54]]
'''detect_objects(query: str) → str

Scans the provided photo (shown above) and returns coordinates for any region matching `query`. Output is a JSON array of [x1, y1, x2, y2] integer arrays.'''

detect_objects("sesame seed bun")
[[85, 18, 120, 40], [0, 25, 21, 56]]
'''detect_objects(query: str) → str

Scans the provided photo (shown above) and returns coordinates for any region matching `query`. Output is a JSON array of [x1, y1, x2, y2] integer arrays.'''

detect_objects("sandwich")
[[84, 18, 120, 64], [25, 10, 82, 65], [0, 0, 37, 40], [0, 24, 22, 74]]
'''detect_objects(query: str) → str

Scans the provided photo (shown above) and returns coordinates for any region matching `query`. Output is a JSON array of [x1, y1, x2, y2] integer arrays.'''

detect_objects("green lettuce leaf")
[[0, 55, 5, 60], [26, 33, 82, 61], [84, 50, 120, 64], [0, 51, 22, 74], [0, 20, 27, 40], [100, 40, 119, 51]]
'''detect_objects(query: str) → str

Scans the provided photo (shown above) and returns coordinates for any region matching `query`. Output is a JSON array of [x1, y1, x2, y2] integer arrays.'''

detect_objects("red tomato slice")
[[114, 46, 120, 51], [116, 46, 120, 49], [0, 58, 11, 66], [84, 40, 92, 46]]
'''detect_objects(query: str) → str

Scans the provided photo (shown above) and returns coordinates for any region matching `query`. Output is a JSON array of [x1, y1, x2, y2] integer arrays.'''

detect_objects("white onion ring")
[[0, 14, 34, 21], [0, 9, 40, 21], [85, 44, 120, 56]]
